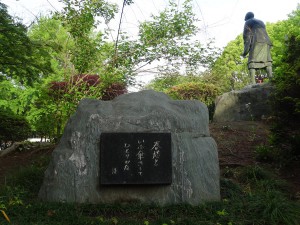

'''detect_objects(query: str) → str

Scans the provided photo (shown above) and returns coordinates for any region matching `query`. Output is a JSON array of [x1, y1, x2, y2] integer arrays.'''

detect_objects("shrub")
[[36, 74, 127, 141], [102, 83, 128, 101], [0, 108, 31, 149], [166, 82, 220, 120], [49, 74, 127, 101]]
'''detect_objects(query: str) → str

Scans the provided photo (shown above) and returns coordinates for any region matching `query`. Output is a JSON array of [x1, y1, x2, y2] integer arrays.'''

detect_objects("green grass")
[[0, 156, 299, 225]]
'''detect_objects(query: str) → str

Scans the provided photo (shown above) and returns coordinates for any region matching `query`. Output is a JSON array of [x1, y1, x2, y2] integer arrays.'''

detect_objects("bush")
[[166, 81, 220, 120], [49, 74, 127, 101], [33, 74, 127, 142], [0, 108, 31, 149]]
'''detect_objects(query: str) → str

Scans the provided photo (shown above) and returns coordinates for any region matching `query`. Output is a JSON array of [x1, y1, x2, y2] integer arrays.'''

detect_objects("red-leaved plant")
[[49, 74, 127, 100]]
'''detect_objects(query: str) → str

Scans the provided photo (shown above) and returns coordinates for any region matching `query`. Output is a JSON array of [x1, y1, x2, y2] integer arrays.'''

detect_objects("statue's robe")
[[242, 18, 272, 69]]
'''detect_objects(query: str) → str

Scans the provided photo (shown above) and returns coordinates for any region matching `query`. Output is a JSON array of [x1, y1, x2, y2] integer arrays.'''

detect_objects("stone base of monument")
[[38, 90, 220, 205], [213, 83, 274, 122]]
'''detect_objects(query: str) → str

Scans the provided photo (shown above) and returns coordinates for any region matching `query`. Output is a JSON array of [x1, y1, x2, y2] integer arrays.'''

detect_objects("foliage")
[[147, 72, 195, 91], [53, 0, 220, 84], [167, 81, 220, 120], [25, 88, 63, 141], [208, 35, 252, 92], [102, 82, 128, 101], [268, 6, 300, 166], [146, 72, 180, 92], [0, 79, 23, 114], [0, 210, 10, 223], [167, 82, 219, 104], [0, 2, 52, 85], [116, 0, 220, 77], [28, 17, 76, 80], [48, 74, 127, 106], [0, 108, 31, 149], [28, 74, 127, 140], [1, 0, 221, 142], [147, 73, 220, 120], [49, 74, 101, 97], [21, 0, 218, 141], [57, 0, 118, 74], [0, 79, 51, 140], [23, 15, 128, 141]]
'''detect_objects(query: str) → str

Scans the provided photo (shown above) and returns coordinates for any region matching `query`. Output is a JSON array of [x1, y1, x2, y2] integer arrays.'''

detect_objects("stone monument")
[[39, 90, 220, 205]]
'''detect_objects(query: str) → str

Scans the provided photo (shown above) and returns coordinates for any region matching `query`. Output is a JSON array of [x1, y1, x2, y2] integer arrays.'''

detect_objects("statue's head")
[[244, 12, 254, 21]]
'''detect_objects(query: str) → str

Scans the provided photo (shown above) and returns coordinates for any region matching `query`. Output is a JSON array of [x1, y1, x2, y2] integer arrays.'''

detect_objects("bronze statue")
[[241, 12, 273, 84]]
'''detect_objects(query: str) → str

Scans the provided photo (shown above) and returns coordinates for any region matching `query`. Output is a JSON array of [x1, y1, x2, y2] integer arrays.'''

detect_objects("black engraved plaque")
[[100, 133, 172, 185]]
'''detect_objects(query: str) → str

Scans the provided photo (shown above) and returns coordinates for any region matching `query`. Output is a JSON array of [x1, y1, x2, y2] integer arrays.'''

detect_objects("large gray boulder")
[[213, 83, 274, 122], [39, 90, 220, 205]]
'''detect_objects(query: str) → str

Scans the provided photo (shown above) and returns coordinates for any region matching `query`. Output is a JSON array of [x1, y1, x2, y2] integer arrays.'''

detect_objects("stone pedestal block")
[[214, 83, 274, 122]]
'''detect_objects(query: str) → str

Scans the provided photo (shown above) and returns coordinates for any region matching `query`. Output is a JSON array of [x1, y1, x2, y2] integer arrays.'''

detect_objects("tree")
[[116, 0, 219, 79], [268, 6, 300, 165], [57, 0, 118, 73], [0, 79, 21, 113], [28, 17, 76, 80], [208, 35, 250, 92], [25, 16, 128, 140], [0, 2, 52, 85], [57, 0, 220, 80], [1, 0, 221, 141]]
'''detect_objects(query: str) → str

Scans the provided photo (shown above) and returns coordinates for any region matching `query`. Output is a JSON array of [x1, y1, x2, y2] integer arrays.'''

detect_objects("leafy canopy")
[[0, 0, 221, 141], [0, 2, 52, 85]]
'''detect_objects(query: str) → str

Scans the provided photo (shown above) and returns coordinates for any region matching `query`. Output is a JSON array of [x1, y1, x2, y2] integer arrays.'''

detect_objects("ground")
[[210, 121, 300, 197], [0, 142, 54, 185], [210, 121, 270, 167], [0, 121, 299, 196]]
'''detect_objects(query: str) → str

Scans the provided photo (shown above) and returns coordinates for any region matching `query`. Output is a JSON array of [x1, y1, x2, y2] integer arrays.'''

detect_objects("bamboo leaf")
[[0, 210, 11, 223]]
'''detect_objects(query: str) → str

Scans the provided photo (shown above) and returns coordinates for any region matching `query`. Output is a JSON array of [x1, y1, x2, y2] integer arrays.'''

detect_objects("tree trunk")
[[0, 142, 22, 157]]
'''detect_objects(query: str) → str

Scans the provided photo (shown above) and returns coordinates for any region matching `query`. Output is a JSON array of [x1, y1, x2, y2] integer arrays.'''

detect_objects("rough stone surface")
[[213, 83, 274, 122], [39, 90, 220, 205]]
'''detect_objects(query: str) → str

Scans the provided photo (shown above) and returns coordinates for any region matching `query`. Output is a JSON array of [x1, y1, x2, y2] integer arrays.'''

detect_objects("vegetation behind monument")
[[0, 0, 216, 141], [148, 6, 300, 165], [268, 8, 300, 165], [0, 0, 299, 166]]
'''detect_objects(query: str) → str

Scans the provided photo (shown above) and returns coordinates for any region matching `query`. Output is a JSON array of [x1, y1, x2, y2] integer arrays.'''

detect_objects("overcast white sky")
[[1, 0, 299, 87], [2, 0, 299, 47]]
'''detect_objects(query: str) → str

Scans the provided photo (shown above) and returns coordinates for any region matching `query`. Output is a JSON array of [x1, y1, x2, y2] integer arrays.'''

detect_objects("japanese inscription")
[[100, 133, 172, 185]]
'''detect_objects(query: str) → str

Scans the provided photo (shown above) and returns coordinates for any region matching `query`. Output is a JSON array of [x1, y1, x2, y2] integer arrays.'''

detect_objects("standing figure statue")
[[241, 12, 273, 84]]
